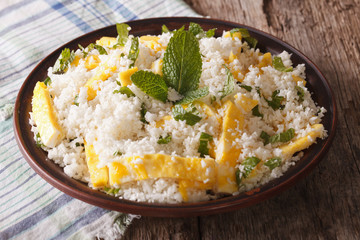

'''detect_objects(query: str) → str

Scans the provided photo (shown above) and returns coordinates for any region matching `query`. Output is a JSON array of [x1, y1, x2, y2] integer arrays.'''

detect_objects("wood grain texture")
[[123, 0, 360, 239]]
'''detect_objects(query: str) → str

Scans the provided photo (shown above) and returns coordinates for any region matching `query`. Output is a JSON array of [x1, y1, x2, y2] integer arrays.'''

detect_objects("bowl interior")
[[13, 17, 336, 217]]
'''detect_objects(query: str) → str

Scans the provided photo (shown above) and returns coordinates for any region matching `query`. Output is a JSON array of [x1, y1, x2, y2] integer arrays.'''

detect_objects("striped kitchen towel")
[[0, 0, 199, 239]]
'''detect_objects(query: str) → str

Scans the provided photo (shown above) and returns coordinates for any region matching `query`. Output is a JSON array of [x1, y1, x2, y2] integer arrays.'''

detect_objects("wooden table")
[[124, 0, 360, 238]]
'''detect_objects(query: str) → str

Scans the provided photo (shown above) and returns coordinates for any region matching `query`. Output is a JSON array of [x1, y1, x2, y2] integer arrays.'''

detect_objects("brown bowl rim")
[[13, 17, 337, 217]]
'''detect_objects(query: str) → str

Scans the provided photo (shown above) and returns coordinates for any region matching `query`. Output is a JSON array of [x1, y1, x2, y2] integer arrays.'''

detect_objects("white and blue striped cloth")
[[0, 1, 198, 239]]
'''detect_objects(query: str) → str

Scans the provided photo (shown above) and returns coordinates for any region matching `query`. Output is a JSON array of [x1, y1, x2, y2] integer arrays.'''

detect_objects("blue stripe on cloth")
[[0, 156, 22, 175], [136, 0, 165, 16], [0, 172, 37, 200], [102, 0, 138, 21], [0, 194, 74, 239], [0, 59, 37, 82], [79, 0, 112, 26], [0, 0, 36, 17], [44, 0, 93, 33], [49, 207, 109, 240]]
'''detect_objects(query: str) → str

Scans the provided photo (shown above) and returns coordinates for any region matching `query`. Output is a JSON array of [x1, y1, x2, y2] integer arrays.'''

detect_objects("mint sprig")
[[131, 71, 168, 103], [163, 29, 202, 95]]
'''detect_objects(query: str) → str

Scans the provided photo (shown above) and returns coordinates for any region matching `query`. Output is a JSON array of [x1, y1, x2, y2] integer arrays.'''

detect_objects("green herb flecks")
[[230, 28, 258, 48], [140, 103, 148, 124], [264, 157, 282, 170], [113, 86, 136, 98], [44, 77, 51, 86], [237, 83, 252, 92], [172, 104, 202, 126], [251, 105, 263, 118], [157, 134, 172, 144], [53, 48, 75, 74], [295, 86, 305, 102], [131, 71, 168, 102], [177, 87, 209, 105], [35, 133, 45, 148], [73, 95, 79, 106], [260, 128, 295, 145], [189, 22, 216, 39], [75, 142, 84, 147], [198, 132, 213, 157], [113, 151, 123, 156], [128, 37, 139, 68], [220, 65, 235, 99], [163, 29, 202, 95], [236, 156, 261, 185], [79, 43, 107, 57], [265, 90, 285, 110], [162, 24, 170, 33], [273, 56, 293, 72], [103, 186, 120, 195], [115, 23, 130, 47]]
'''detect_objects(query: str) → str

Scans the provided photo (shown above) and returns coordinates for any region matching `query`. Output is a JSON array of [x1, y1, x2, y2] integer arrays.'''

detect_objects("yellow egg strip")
[[32, 82, 64, 148], [84, 143, 109, 188]]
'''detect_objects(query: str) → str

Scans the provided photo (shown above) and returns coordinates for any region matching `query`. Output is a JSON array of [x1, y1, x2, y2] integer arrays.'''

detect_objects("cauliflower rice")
[[30, 23, 327, 203]]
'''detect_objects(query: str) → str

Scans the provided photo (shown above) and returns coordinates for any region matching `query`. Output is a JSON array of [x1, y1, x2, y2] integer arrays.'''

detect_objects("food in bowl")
[[30, 23, 327, 203]]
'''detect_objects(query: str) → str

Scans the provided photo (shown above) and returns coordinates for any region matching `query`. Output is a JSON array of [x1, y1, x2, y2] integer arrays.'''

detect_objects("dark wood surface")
[[123, 0, 360, 239]]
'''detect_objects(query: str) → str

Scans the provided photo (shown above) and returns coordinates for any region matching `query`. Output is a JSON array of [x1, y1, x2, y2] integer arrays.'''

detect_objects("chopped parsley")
[[265, 90, 285, 110], [157, 134, 172, 144]]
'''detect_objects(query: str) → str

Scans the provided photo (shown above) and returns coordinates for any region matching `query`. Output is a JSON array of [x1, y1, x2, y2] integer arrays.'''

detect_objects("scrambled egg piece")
[[215, 100, 244, 193], [84, 143, 109, 188], [118, 67, 138, 86], [280, 124, 324, 158], [32, 82, 64, 147]]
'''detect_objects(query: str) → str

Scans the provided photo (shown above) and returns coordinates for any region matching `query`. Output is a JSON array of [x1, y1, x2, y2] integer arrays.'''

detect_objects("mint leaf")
[[189, 22, 203, 37], [261, 128, 295, 145], [113, 86, 136, 98], [163, 30, 202, 95], [206, 28, 216, 38], [128, 37, 139, 68], [273, 56, 293, 72], [113, 151, 123, 156], [172, 104, 202, 126], [230, 28, 250, 38], [295, 86, 305, 102], [35, 133, 45, 148], [264, 157, 282, 170], [162, 24, 170, 33], [236, 157, 261, 185], [116, 23, 130, 47], [189, 22, 216, 39], [44, 77, 51, 86], [229, 28, 257, 48], [237, 83, 252, 92], [177, 87, 209, 105], [79, 43, 107, 57], [53, 48, 75, 74], [198, 132, 213, 157], [265, 90, 285, 110], [93, 44, 107, 55], [221, 65, 235, 99], [131, 71, 168, 102], [157, 134, 172, 144], [251, 105, 263, 118]]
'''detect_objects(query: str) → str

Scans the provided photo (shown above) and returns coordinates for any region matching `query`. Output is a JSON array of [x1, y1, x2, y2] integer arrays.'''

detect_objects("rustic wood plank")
[[123, 0, 360, 239]]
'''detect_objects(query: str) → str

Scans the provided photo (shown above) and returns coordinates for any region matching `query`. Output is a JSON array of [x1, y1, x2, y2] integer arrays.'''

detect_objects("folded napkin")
[[0, 0, 198, 239]]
